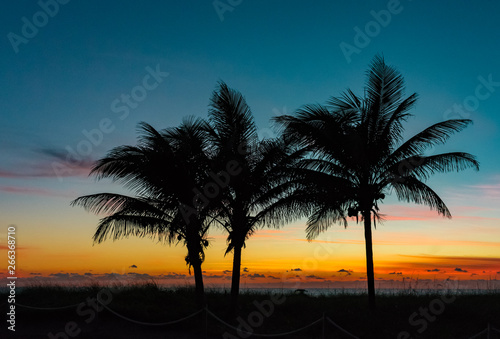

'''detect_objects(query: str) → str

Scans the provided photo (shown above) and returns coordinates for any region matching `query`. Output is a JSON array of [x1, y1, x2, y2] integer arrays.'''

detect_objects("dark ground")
[[1, 285, 499, 339]]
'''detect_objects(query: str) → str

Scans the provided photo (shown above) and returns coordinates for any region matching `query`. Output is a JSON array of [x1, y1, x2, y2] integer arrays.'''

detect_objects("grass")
[[1, 283, 499, 338]]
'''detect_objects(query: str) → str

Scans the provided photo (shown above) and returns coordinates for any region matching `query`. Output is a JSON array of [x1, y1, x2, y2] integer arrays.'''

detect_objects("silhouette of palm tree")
[[275, 55, 479, 310], [207, 82, 302, 312], [71, 119, 215, 307]]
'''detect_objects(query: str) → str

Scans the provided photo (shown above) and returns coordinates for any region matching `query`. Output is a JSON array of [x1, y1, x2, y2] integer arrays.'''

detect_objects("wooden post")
[[322, 313, 326, 339], [204, 306, 208, 339]]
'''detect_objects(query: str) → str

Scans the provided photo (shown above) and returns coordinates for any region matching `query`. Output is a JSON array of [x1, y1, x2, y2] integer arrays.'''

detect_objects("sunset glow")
[[1, 1, 500, 295]]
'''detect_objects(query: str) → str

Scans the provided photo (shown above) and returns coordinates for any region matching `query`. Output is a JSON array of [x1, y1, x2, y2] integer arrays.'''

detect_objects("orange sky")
[[2, 199, 500, 288]]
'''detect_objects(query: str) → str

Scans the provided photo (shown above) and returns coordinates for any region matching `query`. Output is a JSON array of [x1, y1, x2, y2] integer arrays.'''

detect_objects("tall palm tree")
[[206, 82, 302, 311], [71, 119, 215, 307], [275, 55, 479, 310]]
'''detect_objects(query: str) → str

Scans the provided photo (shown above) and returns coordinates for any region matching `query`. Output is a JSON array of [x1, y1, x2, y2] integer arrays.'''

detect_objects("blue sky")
[[1, 0, 500, 281]]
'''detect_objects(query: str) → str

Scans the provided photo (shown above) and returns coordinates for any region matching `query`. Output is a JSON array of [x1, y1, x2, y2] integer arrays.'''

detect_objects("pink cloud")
[[0, 162, 91, 179], [381, 205, 445, 221], [0, 186, 71, 198], [465, 183, 500, 200]]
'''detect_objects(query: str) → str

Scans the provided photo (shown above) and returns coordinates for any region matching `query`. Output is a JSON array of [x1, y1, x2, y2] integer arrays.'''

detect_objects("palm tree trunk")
[[363, 210, 376, 310], [191, 258, 206, 307], [230, 244, 242, 312], [187, 237, 206, 308]]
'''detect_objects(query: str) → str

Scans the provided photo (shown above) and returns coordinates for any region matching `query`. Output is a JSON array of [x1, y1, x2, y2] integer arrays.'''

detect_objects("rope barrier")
[[468, 325, 500, 339], [326, 317, 360, 339], [14, 302, 82, 310], [467, 329, 487, 339], [98, 301, 204, 326], [206, 308, 323, 337], [10, 298, 500, 338]]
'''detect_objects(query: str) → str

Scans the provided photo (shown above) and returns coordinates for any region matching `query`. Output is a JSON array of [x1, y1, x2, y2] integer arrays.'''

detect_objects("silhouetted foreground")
[[1, 285, 499, 338]]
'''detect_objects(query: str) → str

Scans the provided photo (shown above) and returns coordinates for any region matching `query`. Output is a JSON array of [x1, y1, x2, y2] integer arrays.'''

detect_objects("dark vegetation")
[[1, 284, 499, 338]]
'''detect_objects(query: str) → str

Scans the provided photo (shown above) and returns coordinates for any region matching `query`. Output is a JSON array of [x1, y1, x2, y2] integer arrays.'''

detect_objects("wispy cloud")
[[0, 148, 95, 180], [400, 254, 500, 263], [0, 186, 71, 198], [306, 274, 324, 280]]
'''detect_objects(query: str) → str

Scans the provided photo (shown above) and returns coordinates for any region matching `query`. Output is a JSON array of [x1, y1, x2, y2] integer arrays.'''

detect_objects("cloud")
[[127, 273, 152, 279], [454, 268, 468, 273], [223, 270, 232, 274], [306, 275, 324, 280], [337, 269, 352, 275], [389, 272, 402, 275], [0, 186, 71, 198], [470, 273, 478, 276], [400, 254, 500, 263], [291, 268, 302, 272], [158, 273, 187, 279], [427, 269, 440, 272], [30, 272, 42, 275], [243, 267, 249, 273], [0, 148, 94, 180], [268, 275, 280, 280], [248, 273, 265, 279], [99, 273, 131, 281], [49, 273, 70, 278], [205, 275, 223, 279], [129, 265, 137, 269], [297, 239, 365, 245]]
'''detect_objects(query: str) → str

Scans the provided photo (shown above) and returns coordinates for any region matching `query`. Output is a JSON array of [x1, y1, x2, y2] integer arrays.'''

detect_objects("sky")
[[1, 0, 500, 289]]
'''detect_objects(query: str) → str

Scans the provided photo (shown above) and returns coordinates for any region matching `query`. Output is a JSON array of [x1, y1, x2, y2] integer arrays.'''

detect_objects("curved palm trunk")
[[230, 244, 242, 312], [363, 210, 376, 310], [187, 241, 206, 308], [191, 258, 205, 307]]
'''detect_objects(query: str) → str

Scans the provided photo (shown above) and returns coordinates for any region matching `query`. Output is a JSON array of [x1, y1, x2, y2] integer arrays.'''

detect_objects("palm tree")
[[275, 55, 479, 310], [71, 119, 215, 307], [206, 82, 302, 312]]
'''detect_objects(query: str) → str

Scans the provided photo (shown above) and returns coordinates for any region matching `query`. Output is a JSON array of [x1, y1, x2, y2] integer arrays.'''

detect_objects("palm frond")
[[208, 80, 257, 151], [93, 214, 175, 244], [384, 119, 473, 167], [390, 176, 451, 218], [387, 152, 479, 182]]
